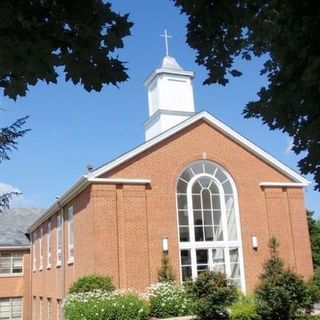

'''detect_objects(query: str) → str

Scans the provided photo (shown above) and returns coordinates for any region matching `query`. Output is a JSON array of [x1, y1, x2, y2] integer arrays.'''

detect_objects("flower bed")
[[150, 316, 197, 320], [147, 282, 196, 319], [63, 289, 149, 320]]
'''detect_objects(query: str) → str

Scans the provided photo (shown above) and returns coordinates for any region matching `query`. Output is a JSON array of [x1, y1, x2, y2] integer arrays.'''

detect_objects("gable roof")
[[29, 111, 309, 232], [0, 208, 44, 247], [88, 111, 309, 184]]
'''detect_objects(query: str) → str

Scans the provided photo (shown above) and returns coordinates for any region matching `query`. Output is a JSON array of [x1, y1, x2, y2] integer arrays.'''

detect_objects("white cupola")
[[143, 55, 196, 141]]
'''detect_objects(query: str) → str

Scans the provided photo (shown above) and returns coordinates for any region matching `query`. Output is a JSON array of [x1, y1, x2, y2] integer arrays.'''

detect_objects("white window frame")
[[33, 232, 37, 272], [176, 160, 246, 291], [47, 221, 52, 269], [67, 206, 74, 264], [57, 299, 62, 320], [56, 213, 62, 267], [32, 296, 36, 320], [0, 297, 23, 320], [39, 228, 43, 271], [47, 298, 52, 320], [39, 297, 43, 320], [0, 252, 23, 276]]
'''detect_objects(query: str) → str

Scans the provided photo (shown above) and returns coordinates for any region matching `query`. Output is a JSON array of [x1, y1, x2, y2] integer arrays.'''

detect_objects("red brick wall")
[[98, 120, 313, 291], [30, 119, 313, 304]]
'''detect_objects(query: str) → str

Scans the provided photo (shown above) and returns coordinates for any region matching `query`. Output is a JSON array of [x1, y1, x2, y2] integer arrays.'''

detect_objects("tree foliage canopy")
[[174, 0, 320, 190], [0, 117, 29, 211], [307, 210, 320, 269], [0, 1, 133, 100]]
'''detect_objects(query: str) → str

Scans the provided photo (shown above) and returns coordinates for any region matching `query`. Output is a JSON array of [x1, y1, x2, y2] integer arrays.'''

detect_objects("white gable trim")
[[88, 111, 309, 185]]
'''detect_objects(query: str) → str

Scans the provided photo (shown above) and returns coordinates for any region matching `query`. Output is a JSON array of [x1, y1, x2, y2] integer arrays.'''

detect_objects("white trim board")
[[259, 182, 307, 187], [87, 178, 151, 185], [0, 246, 30, 250], [88, 111, 309, 185]]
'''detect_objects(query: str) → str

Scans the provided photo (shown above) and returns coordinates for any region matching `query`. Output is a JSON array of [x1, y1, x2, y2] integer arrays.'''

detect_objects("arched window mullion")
[[187, 184, 195, 244], [200, 188, 205, 242], [218, 181, 229, 243], [177, 161, 244, 290], [189, 167, 196, 177], [208, 187, 215, 241]]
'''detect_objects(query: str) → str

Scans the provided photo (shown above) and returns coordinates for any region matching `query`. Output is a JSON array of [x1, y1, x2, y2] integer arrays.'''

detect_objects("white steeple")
[[144, 33, 195, 141]]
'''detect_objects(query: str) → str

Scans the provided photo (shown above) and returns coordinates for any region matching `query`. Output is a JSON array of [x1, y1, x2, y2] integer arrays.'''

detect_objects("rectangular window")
[[39, 228, 43, 270], [56, 213, 62, 266], [32, 297, 36, 320], [47, 221, 52, 268], [39, 297, 43, 320], [0, 297, 22, 320], [180, 250, 192, 281], [57, 300, 62, 320], [47, 298, 52, 320], [33, 232, 37, 272], [67, 206, 74, 263], [0, 252, 23, 275]]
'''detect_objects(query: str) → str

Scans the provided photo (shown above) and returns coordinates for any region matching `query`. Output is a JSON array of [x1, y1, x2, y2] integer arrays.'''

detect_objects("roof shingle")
[[0, 208, 44, 247]]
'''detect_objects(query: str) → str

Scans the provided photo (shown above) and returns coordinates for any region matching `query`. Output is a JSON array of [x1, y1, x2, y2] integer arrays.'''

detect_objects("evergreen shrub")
[[255, 237, 315, 320], [158, 252, 176, 282], [68, 274, 115, 294], [186, 270, 238, 320]]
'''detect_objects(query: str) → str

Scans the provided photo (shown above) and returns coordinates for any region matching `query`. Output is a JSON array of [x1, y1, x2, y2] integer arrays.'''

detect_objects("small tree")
[[255, 237, 314, 320], [157, 252, 176, 282]]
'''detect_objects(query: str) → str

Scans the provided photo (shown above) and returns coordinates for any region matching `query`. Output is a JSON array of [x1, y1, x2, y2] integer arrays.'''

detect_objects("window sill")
[[67, 259, 74, 265], [39, 267, 43, 272], [56, 263, 61, 268], [47, 265, 51, 270], [0, 273, 23, 278]]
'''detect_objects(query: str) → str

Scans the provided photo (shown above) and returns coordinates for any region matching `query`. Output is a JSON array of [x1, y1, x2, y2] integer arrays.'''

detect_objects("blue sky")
[[0, 0, 318, 217]]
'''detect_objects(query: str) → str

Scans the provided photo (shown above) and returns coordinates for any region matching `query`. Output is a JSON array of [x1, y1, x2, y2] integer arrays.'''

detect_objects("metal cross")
[[161, 29, 172, 56]]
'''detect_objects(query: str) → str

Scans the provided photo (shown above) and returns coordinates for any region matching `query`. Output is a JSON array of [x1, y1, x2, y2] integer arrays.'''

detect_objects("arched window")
[[176, 160, 244, 288]]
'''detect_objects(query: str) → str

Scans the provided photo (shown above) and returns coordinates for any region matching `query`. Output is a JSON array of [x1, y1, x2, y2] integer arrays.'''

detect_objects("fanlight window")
[[176, 160, 243, 288]]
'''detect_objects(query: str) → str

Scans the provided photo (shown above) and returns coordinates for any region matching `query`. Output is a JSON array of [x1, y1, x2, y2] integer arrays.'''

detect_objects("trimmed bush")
[[64, 290, 149, 320], [68, 274, 115, 294], [186, 270, 238, 320], [148, 282, 195, 318], [255, 237, 315, 320], [230, 294, 260, 320]]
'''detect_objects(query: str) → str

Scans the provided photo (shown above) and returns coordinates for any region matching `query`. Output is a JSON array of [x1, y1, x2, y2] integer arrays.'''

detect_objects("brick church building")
[[3, 54, 312, 319]]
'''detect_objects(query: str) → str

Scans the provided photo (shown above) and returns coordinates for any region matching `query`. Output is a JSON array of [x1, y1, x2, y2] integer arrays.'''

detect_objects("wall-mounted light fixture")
[[251, 235, 258, 250], [162, 237, 169, 252]]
